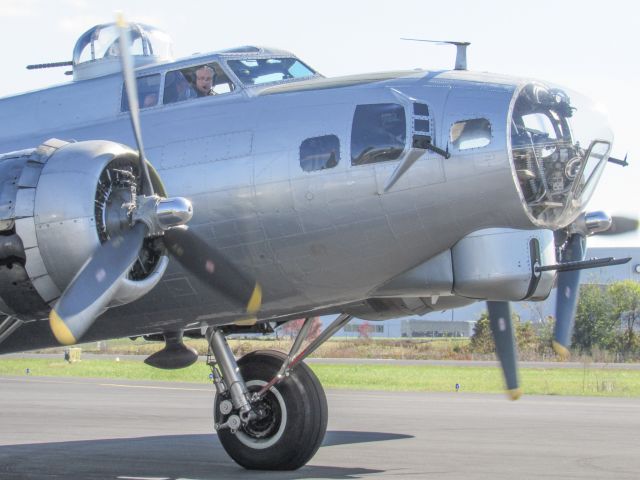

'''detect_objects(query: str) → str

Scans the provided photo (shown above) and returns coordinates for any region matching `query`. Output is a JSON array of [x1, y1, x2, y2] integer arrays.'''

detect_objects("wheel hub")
[[242, 389, 281, 439]]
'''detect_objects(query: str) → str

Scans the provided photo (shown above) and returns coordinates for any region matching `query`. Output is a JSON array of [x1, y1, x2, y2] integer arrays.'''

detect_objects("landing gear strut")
[[206, 314, 352, 470]]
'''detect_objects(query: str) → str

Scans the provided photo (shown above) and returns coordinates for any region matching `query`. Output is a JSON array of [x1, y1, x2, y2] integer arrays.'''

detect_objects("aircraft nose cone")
[[510, 82, 614, 230]]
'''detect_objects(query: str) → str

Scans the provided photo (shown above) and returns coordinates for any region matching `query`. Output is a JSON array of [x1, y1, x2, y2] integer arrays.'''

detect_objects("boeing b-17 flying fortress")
[[0, 14, 637, 471]]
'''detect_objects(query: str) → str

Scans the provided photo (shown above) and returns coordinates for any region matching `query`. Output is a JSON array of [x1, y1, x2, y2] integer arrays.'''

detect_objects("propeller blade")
[[596, 215, 639, 236], [116, 12, 154, 196], [486, 301, 521, 400], [553, 233, 586, 359], [163, 227, 262, 315], [49, 223, 147, 345]]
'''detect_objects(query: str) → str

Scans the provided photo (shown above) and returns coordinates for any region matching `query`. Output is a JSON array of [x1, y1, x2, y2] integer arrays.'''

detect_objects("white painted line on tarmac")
[[100, 383, 210, 392], [117, 476, 170, 480], [0, 376, 89, 385], [0, 376, 210, 392]]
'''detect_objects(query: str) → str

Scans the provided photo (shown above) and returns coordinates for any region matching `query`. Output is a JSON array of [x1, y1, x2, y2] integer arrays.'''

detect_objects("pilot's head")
[[143, 93, 158, 107], [195, 65, 214, 96]]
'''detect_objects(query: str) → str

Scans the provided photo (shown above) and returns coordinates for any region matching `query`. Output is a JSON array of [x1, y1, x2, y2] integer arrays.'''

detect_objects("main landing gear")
[[207, 313, 352, 470]]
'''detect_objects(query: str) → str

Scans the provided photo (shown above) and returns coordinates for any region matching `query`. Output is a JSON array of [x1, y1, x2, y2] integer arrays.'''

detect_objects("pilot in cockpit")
[[194, 65, 216, 97]]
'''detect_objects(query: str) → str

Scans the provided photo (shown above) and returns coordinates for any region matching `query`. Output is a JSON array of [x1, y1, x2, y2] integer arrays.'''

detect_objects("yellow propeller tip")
[[234, 316, 258, 326], [552, 341, 571, 361], [247, 283, 262, 314], [49, 310, 77, 346], [115, 12, 126, 28], [507, 388, 523, 401]]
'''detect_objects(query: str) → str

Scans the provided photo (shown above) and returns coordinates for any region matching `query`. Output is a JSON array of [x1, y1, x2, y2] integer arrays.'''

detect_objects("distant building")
[[400, 319, 475, 338]]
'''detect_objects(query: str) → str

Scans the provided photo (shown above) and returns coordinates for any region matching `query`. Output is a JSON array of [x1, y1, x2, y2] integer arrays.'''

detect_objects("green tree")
[[515, 319, 538, 354], [607, 281, 640, 355], [469, 310, 532, 354], [469, 312, 493, 354], [535, 316, 556, 356], [573, 284, 616, 352]]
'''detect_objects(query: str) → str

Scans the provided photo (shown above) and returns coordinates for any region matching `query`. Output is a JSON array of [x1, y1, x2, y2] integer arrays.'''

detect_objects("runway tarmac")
[[0, 375, 639, 479]]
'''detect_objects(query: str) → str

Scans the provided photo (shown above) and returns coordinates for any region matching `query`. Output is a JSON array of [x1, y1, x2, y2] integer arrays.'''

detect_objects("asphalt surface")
[[1, 376, 639, 479]]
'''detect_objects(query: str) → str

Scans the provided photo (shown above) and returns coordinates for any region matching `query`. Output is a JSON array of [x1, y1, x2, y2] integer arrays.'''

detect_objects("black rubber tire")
[[215, 350, 328, 470]]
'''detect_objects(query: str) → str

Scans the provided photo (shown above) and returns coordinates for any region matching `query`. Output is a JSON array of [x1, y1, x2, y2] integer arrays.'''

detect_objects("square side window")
[[450, 118, 492, 150], [300, 135, 340, 172]]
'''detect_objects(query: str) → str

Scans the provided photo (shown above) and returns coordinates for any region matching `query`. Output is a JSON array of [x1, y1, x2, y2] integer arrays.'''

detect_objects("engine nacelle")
[[368, 228, 557, 309], [343, 296, 476, 321], [452, 228, 556, 301], [0, 138, 168, 318]]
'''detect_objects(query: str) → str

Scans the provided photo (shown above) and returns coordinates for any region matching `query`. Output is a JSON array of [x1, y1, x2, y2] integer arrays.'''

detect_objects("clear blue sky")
[[1, 0, 637, 246]]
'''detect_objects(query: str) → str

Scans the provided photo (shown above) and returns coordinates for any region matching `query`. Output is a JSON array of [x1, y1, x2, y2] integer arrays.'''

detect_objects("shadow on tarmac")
[[322, 430, 413, 447], [0, 430, 411, 479]]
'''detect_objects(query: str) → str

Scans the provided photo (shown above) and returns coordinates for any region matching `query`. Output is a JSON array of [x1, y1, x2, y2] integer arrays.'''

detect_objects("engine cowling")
[[0, 138, 168, 319]]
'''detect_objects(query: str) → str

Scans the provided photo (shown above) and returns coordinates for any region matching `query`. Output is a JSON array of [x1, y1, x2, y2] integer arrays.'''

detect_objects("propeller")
[[596, 215, 639, 236], [484, 210, 629, 394], [552, 211, 637, 359], [552, 233, 586, 359], [49, 15, 261, 345], [116, 12, 154, 196], [486, 301, 522, 400], [164, 227, 262, 315], [49, 224, 147, 344]]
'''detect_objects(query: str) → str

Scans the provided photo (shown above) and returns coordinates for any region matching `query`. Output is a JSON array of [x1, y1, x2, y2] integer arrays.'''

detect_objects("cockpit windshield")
[[510, 83, 613, 228], [226, 57, 316, 85]]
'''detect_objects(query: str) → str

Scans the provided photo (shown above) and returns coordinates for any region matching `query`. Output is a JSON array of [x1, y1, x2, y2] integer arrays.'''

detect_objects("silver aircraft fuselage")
[[0, 46, 613, 352]]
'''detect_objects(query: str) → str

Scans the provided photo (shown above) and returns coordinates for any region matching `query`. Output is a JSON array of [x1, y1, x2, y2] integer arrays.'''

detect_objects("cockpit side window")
[[351, 103, 406, 166], [163, 62, 235, 104], [121, 73, 161, 112], [450, 118, 492, 150]]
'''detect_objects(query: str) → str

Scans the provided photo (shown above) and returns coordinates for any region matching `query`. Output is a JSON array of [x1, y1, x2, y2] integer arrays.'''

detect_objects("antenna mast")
[[401, 39, 471, 70]]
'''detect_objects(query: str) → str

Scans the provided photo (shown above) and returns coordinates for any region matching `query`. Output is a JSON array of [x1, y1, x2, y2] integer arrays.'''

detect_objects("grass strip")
[[1, 358, 639, 397]]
